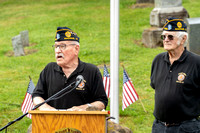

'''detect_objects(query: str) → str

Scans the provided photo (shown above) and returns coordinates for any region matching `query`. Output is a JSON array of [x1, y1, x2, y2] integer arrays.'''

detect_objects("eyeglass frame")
[[52, 43, 76, 50]]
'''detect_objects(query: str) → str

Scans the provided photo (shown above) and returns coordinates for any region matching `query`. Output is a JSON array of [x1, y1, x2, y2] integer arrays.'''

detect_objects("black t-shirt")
[[32, 59, 108, 109], [151, 49, 200, 123]]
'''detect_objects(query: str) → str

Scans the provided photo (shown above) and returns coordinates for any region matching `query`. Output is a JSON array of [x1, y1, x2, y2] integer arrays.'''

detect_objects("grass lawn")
[[0, 0, 199, 132]]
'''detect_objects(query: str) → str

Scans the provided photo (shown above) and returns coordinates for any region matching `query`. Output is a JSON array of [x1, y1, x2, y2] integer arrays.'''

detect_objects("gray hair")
[[176, 32, 188, 47], [74, 41, 80, 46]]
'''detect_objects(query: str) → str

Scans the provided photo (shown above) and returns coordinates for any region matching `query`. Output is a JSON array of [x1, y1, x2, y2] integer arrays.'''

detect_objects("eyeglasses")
[[161, 35, 175, 40], [52, 44, 75, 50]]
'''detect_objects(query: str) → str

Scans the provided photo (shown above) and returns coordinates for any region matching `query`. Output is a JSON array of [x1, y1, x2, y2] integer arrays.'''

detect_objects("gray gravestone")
[[12, 35, 25, 56], [142, 27, 163, 48], [20, 30, 29, 47], [150, 0, 189, 27], [155, 0, 181, 7], [185, 18, 200, 55]]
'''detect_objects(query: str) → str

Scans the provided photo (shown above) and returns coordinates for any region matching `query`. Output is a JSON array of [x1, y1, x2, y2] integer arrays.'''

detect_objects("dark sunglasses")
[[161, 35, 174, 40]]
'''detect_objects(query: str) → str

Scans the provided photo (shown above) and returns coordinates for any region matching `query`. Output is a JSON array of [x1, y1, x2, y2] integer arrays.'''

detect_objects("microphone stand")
[[0, 80, 79, 132]]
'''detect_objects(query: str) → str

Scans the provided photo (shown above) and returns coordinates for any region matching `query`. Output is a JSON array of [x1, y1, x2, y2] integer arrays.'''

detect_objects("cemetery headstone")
[[150, 0, 189, 27], [185, 18, 200, 55], [142, 27, 163, 48], [20, 30, 29, 47], [12, 35, 25, 56]]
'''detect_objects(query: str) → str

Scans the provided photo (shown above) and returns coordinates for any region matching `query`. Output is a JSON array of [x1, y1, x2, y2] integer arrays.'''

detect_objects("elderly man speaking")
[[151, 18, 200, 133], [32, 27, 108, 111]]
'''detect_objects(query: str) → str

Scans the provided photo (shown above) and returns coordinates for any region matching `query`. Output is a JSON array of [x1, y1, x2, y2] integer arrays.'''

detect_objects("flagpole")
[[110, 0, 119, 123], [122, 65, 147, 113], [139, 98, 147, 113]]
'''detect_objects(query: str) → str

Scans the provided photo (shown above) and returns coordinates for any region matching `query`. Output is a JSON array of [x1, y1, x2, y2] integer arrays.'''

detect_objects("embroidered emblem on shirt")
[[76, 80, 86, 90], [176, 72, 186, 83]]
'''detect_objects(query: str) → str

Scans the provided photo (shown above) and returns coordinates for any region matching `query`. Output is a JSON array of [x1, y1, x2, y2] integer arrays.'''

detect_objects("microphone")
[[75, 75, 84, 86], [0, 75, 85, 131]]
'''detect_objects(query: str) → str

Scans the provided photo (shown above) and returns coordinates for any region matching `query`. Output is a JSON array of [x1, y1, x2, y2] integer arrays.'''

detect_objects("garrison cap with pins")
[[163, 17, 187, 32], [55, 27, 79, 42]]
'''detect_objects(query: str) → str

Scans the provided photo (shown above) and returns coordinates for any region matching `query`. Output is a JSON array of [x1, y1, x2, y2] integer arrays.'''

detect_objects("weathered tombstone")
[[136, 0, 154, 3], [185, 18, 200, 55], [142, 27, 163, 48], [12, 35, 25, 56], [150, 0, 189, 27], [142, 0, 189, 48], [20, 30, 29, 47]]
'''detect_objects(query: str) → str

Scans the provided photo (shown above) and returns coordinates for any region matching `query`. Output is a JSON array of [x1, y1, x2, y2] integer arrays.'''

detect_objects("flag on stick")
[[122, 69, 139, 110], [103, 64, 111, 98], [21, 77, 35, 119]]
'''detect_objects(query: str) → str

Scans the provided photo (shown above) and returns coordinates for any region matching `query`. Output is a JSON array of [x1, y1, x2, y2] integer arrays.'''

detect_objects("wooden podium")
[[29, 110, 108, 133]]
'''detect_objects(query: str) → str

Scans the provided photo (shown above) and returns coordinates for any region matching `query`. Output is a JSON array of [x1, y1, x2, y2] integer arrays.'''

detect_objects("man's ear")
[[74, 45, 80, 55], [181, 35, 187, 45]]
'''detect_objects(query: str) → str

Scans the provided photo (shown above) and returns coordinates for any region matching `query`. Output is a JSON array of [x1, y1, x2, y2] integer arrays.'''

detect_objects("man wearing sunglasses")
[[32, 27, 108, 111], [151, 17, 200, 132]]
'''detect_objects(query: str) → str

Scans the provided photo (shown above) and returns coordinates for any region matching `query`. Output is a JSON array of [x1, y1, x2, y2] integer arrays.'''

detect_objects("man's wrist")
[[87, 103, 92, 107]]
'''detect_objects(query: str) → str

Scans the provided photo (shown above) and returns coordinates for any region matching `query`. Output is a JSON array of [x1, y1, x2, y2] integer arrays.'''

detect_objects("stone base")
[[107, 120, 133, 133], [150, 6, 189, 27], [142, 27, 163, 48]]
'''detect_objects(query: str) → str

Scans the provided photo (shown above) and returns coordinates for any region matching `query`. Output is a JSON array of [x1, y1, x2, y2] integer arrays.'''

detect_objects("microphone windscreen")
[[76, 75, 84, 82]]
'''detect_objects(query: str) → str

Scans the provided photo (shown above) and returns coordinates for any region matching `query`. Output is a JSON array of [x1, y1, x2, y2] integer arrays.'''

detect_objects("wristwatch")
[[87, 103, 92, 107]]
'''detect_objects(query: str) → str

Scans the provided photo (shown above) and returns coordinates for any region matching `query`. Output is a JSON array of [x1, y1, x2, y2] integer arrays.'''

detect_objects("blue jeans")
[[152, 119, 200, 133]]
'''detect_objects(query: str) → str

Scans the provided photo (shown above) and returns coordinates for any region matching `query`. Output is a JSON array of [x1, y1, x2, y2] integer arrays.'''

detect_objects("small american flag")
[[103, 64, 110, 98], [21, 78, 35, 119], [122, 69, 139, 110]]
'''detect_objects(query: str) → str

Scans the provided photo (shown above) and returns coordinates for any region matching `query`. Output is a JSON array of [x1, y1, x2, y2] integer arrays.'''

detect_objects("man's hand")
[[66, 101, 105, 111], [67, 104, 88, 111], [33, 96, 56, 111]]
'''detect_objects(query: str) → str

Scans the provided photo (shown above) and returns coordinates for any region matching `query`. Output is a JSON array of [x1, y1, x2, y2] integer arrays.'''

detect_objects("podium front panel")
[[29, 111, 108, 133]]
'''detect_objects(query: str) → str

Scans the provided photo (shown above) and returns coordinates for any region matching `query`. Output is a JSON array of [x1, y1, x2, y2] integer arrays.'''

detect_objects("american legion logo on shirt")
[[176, 72, 187, 83], [76, 80, 86, 90]]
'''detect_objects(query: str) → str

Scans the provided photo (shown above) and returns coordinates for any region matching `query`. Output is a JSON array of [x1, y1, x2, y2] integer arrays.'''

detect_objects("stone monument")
[[150, 0, 189, 27], [185, 18, 200, 55], [142, 0, 189, 48], [12, 35, 25, 56], [20, 30, 29, 47], [142, 27, 163, 48]]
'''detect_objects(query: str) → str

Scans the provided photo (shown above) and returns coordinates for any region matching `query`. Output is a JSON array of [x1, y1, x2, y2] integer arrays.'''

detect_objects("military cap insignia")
[[177, 22, 182, 28], [65, 31, 71, 38], [168, 24, 172, 30], [175, 21, 185, 31], [56, 33, 60, 40]]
